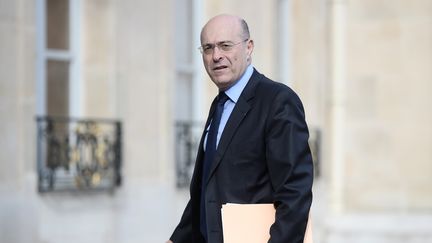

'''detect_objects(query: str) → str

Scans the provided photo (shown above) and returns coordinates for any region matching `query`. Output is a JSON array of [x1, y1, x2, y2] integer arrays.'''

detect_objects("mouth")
[[213, 65, 228, 71]]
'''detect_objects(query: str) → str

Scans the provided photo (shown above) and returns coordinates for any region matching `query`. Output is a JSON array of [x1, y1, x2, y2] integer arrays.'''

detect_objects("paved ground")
[[1, 176, 431, 243], [1, 176, 189, 243]]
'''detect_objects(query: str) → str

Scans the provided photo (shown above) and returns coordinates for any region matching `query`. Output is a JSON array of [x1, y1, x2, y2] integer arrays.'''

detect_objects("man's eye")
[[203, 45, 213, 51]]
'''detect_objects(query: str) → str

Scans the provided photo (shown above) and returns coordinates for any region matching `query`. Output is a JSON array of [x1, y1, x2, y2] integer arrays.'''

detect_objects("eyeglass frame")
[[198, 38, 249, 55]]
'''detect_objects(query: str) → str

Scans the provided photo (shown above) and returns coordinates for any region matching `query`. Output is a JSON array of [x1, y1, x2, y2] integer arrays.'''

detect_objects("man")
[[168, 14, 313, 243]]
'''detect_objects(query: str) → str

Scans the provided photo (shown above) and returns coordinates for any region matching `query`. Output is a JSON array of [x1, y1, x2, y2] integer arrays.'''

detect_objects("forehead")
[[201, 17, 242, 43]]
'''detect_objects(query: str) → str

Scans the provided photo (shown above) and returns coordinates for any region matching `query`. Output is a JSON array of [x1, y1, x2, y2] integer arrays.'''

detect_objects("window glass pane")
[[174, 0, 194, 122], [46, 60, 69, 116], [46, 0, 69, 50], [175, 73, 193, 121], [175, 0, 193, 64]]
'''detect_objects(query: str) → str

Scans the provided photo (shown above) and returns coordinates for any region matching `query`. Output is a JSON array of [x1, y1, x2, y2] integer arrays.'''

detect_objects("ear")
[[246, 39, 254, 56]]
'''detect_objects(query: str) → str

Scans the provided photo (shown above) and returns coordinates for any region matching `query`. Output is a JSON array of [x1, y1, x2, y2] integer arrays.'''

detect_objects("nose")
[[211, 46, 223, 62]]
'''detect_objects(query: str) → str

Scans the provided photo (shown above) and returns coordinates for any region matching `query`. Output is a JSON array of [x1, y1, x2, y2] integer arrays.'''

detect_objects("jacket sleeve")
[[265, 87, 314, 243], [170, 199, 193, 243]]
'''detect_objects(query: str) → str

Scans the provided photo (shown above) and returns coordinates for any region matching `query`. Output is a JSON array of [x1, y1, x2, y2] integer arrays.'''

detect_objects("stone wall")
[[344, 0, 432, 212], [0, 0, 36, 189], [1, 0, 431, 242]]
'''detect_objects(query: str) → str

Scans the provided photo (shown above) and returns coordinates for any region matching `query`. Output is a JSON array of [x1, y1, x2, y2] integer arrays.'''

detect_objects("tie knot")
[[217, 92, 229, 105]]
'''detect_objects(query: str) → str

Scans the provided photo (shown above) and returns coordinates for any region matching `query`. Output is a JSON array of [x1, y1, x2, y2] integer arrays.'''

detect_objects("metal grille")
[[36, 116, 122, 192]]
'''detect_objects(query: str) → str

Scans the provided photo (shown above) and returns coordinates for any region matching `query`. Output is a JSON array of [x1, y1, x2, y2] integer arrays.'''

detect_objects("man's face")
[[200, 16, 254, 91]]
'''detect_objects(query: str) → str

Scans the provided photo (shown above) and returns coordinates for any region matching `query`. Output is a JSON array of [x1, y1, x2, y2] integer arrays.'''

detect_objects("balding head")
[[199, 14, 254, 90], [201, 14, 250, 43]]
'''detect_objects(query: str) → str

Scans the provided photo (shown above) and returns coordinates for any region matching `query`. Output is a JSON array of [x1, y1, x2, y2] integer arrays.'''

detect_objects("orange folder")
[[221, 203, 313, 243]]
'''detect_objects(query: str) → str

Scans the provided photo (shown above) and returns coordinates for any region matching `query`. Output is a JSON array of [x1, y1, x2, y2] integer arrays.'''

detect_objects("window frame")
[[36, 0, 83, 117]]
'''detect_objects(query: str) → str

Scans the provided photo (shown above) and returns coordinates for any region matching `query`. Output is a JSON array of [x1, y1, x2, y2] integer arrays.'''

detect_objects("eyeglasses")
[[198, 39, 249, 55]]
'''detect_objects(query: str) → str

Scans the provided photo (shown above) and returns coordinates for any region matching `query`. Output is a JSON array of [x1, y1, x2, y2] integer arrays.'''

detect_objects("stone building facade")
[[1, 0, 431, 242]]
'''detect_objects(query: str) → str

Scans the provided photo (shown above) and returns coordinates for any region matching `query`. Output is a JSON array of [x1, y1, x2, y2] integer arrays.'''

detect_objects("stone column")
[[328, 0, 347, 214]]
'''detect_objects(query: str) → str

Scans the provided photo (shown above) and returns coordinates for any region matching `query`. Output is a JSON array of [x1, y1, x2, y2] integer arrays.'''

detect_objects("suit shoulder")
[[255, 74, 307, 121], [256, 74, 302, 102]]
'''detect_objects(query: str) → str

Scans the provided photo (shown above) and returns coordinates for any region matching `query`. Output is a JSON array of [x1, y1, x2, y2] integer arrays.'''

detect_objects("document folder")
[[221, 203, 313, 243]]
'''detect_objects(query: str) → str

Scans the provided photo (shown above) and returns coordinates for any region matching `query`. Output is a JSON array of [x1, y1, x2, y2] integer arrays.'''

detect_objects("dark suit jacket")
[[170, 69, 314, 243]]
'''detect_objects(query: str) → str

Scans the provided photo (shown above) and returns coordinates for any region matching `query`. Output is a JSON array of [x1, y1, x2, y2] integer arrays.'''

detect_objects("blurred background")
[[1, 0, 432, 242]]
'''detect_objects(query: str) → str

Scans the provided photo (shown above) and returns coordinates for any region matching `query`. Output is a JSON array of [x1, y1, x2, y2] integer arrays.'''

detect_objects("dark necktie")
[[200, 92, 229, 240]]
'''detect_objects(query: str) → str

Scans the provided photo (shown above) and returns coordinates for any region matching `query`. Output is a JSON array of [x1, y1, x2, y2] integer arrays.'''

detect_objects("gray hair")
[[240, 18, 250, 39]]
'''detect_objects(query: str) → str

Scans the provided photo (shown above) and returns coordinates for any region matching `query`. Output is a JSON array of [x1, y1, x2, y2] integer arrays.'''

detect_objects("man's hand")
[[166, 240, 173, 243]]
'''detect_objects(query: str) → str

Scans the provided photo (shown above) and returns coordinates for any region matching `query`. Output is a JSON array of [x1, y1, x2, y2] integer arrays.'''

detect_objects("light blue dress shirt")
[[204, 65, 254, 149]]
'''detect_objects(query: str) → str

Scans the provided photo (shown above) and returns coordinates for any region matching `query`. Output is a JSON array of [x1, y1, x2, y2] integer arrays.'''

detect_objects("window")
[[37, 0, 82, 116], [174, 0, 204, 122]]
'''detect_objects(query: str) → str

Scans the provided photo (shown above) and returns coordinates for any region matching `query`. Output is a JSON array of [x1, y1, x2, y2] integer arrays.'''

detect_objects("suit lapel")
[[205, 70, 263, 185]]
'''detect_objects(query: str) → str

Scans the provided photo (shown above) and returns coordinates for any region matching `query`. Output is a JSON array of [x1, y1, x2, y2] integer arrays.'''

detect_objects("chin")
[[211, 75, 234, 89], [216, 81, 234, 90]]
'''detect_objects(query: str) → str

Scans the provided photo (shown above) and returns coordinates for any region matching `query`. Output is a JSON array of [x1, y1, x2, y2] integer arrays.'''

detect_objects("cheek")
[[203, 58, 212, 70], [229, 57, 238, 69], [232, 57, 241, 71], [203, 54, 211, 63]]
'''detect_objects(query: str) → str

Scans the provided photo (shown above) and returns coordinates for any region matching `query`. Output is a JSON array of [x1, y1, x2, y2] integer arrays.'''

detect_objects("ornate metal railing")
[[174, 121, 204, 188], [36, 116, 122, 192], [174, 121, 321, 188]]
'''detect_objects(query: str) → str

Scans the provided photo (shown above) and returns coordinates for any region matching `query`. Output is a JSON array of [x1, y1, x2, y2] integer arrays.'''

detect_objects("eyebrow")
[[203, 40, 233, 46]]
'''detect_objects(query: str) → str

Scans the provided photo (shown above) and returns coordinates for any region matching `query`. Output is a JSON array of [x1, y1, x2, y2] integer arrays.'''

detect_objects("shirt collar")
[[224, 65, 254, 103]]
